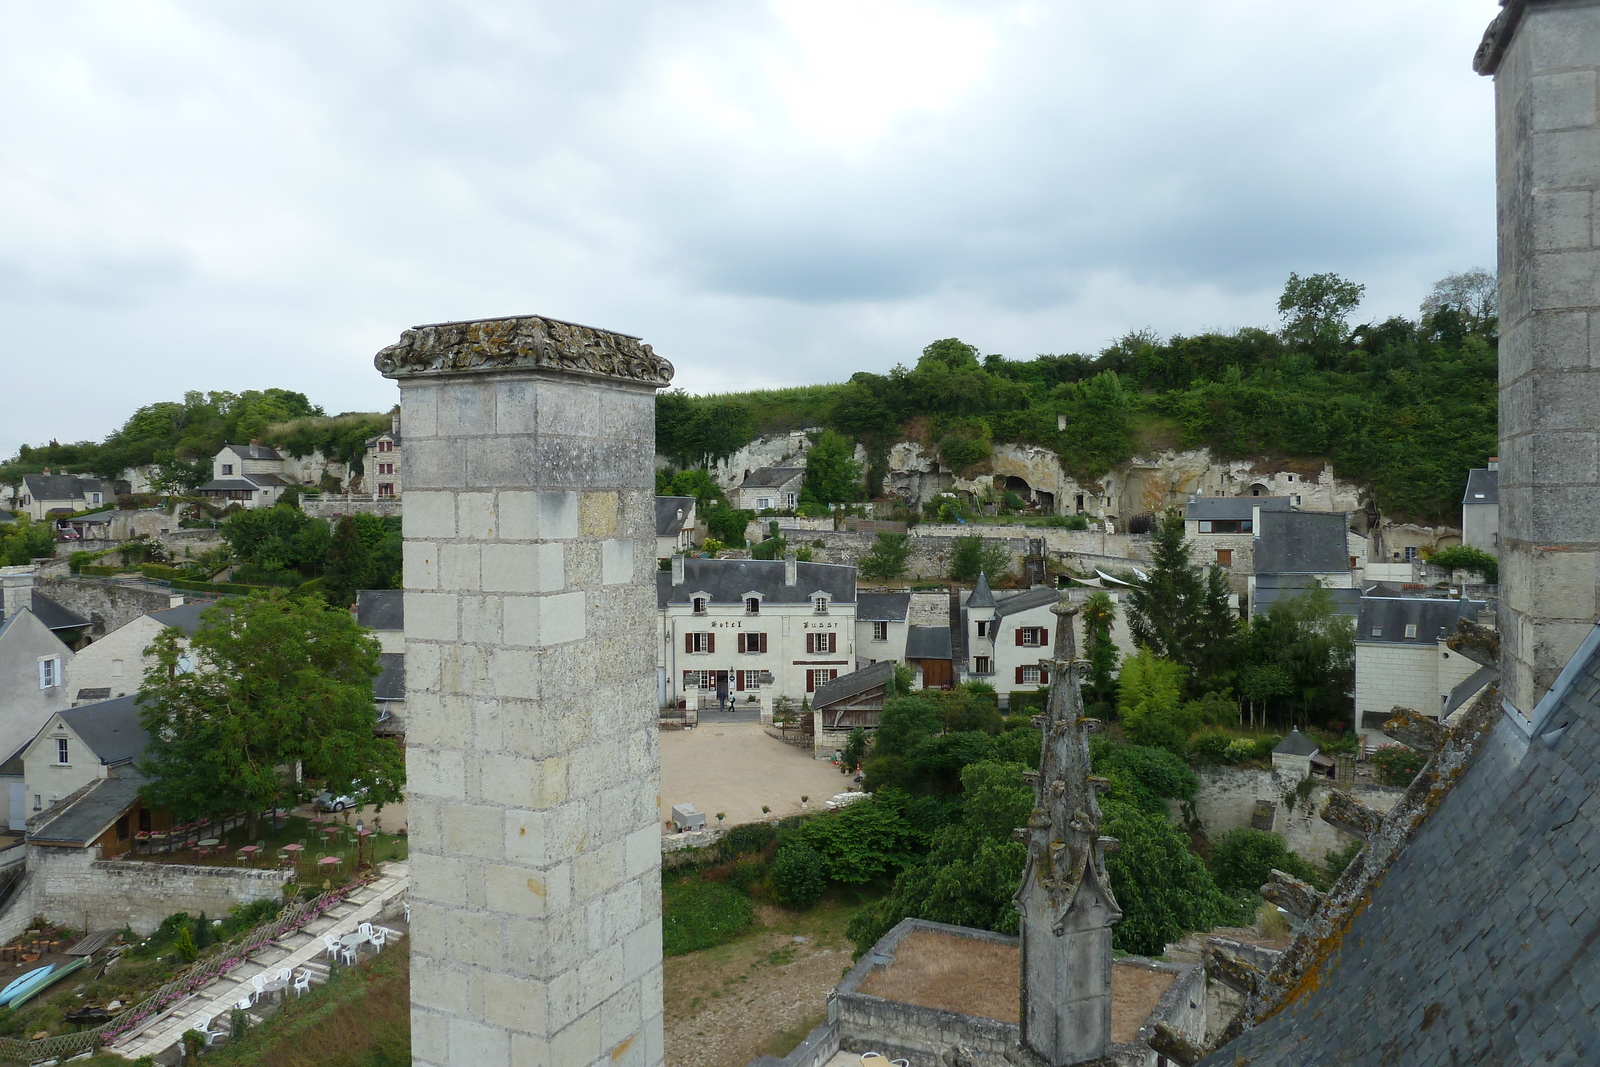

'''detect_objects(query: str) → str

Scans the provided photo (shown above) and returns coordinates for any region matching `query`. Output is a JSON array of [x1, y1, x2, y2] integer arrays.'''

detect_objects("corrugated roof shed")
[[1201, 626, 1600, 1066], [30, 771, 148, 847], [812, 660, 895, 709]]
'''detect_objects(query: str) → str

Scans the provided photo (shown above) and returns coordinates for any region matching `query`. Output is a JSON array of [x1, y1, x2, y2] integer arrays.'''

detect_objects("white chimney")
[[671, 554, 685, 586], [392, 410, 401, 436], [0, 566, 34, 621], [1487, 456, 1499, 472], [784, 553, 798, 587]]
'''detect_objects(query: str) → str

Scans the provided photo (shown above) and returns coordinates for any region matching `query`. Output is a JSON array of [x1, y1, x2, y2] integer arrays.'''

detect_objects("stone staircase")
[[110, 862, 408, 1062]]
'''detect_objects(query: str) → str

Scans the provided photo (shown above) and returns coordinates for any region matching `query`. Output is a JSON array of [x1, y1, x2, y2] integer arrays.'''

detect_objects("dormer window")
[[746, 597, 760, 615], [692, 597, 708, 614], [378, 439, 394, 453], [813, 596, 828, 614], [1404, 624, 1417, 639]]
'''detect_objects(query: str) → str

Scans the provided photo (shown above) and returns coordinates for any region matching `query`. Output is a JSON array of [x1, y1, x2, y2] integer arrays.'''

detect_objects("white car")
[[312, 785, 367, 813]]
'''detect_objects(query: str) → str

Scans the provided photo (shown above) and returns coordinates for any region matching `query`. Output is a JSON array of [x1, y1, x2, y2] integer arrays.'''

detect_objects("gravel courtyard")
[[658, 721, 857, 832]]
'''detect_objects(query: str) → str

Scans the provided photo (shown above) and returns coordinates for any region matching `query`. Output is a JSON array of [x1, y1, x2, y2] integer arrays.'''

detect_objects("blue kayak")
[[0, 965, 54, 1008]]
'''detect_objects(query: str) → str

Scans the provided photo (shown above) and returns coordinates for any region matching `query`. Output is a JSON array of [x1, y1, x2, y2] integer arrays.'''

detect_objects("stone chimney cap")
[[374, 314, 674, 387]]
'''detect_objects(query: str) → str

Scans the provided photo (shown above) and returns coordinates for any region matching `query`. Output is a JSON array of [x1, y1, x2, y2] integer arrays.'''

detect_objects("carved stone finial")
[[1262, 869, 1325, 923], [374, 314, 675, 387], [1321, 790, 1385, 841], [1384, 706, 1448, 753]]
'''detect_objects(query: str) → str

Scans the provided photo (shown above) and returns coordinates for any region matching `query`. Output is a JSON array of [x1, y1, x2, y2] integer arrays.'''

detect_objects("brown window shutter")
[[736, 670, 745, 691], [806, 633, 815, 654], [1040, 628, 1049, 647], [1041, 668, 1050, 686], [685, 633, 693, 654], [737, 633, 746, 654], [1015, 665, 1025, 684], [807, 671, 816, 693], [1015, 629, 1024, 646], [708, 633, 715, 654]]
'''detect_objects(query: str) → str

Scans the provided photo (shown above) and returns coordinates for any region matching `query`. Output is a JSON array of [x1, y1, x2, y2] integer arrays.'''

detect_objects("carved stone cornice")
[[374, 314, 674, 387], [1473, 0, 1526, 77]]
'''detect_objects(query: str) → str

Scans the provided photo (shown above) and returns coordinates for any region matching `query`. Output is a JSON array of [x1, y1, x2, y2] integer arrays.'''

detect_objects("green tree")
[[0, 518, 55, 566], [772, 844, 828, 908], [1101, 798, 1235, 955], [322, 516, 371, 608], [1426, 544, 1498, 584], [1278, 272, 1366, 357], [1124, 508, 1234, 687], [1208, 828, 1322, 897], [1241, 583, 1355, 727], [1420, 268, 1497, 335], [702, 505, 755, 548], [858, 533, 911, 580], [1115, 651, 1189, 754], [1081, 592, 1119, 707], [800, 430, 862, 505], [948, 535, 1011, 584], [842, 727, 868, 772], [136, 592, 405, 837]]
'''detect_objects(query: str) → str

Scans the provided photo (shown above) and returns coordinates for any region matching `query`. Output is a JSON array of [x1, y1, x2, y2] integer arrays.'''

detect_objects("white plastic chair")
[[339, 943, 357, 966], [250, 973, 268, 1003], [369, 926, 387, 951], [274, 966, 293, 991], [357, 921, 375, 944], [403, 901, 410, 924], [323, 934, 342, 961], [235, 995, 253, 1013], [293, 969, 311, 996], [196, 1014, 227, 1046]]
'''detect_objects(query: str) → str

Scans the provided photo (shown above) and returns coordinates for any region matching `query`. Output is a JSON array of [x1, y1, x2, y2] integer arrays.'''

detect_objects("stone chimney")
[[671, 553, 685, 585], [1477, 1, 1600, 715], [377, 315, 674, 1067], [784, 552, 798, 586], [0, 566, 33, 620], [391, 410, 401, 436], [1488, 456, 1499, 472]]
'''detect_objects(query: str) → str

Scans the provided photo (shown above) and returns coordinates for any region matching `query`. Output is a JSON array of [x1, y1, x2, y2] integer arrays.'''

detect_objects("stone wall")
[[26, 848, 291, 934], [1191, 767, 1406, 863], [303, 496, 404, 520], [34, 577, 179, 641]]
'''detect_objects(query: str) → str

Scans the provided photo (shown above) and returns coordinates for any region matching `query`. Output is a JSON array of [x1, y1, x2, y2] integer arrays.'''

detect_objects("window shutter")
[[759, 633, 768, 653], [806, 633, 815, 655], [38, 661, 48, 690], [1015, 629, 1024, 646], [1015, 665, 1025, 684], [1040, 628, 1049, 647], [807, 671, 816, 693], [736, 671, 745, 691], [1041, 668, 1050, 686], [685, 633, 693, 654], [708, 633, 715, 654], [737, 633, 746, 654]]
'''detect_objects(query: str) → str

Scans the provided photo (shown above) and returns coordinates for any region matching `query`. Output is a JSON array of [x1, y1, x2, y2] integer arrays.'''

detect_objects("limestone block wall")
[[27, 848, 291, 934], [1191, 767, 1405, 863], [1492, 3, 1600, 714], [389, 320, 666, 1067], [34, 577, 177, 641]]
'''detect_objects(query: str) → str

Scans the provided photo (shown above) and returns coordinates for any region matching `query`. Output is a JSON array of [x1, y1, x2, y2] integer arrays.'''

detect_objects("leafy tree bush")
[[842, 727, 868, 772], [948, 534, 1011, 584], [788, 794, 923, 885], [1081, 592, 1119, 705], [1239, 583, 1355, 728], [0, 518, 55, 566], [938, 434, 990, 472], [1426, 544, 1498, 584], [1115, 652, 1189, 754], [1370, 744, 1426, 786], [1090, 738, 1198, 814], [858, 533, 911, 580], [771, 844, 828, 908], [1101, 798, 1240, 954], [662, 880, 755, 955], [801, 430, 863, 505], [1208, 828, 1322, 897], [703, 505, 755, 548]]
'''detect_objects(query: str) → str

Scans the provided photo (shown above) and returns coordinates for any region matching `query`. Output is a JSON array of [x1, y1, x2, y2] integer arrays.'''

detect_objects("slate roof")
[[658, 558, 856, 607], [905, 625, 953, 661], [58, 695, 149, 767], [30, 592, 89, 633], [0, 744, 24, 778], [857, 592, 910, 622], [374, 653, 406, 701], [739, 467, 804, 489], [30, 770, 147, 848], [1445, 664, 1496, 717], [1252, 575, 1361, 618], [21, 473, 104, 503], [225, 443, 284, 461], [967, 573, 997, 609], [355, 589, 404, 631], [148, 601, 221, 636], [75, 688, 111, 702], [198, 478, 265, 493], [1201, 625, 1600, 1066], [1273, 727, 1319, 757], [812, 660, 895, 709], [1185, 495, 1293, 521], [1254, 511, 1351, 574], [994, 586, 1060, 620], [656, 496, 695, 537], [1358, 596, 1480, 645], [1463, 467, 1499, 505]]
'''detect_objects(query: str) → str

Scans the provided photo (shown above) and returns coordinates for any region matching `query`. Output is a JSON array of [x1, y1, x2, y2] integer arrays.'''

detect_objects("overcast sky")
[[1, 1, 1499, 460]]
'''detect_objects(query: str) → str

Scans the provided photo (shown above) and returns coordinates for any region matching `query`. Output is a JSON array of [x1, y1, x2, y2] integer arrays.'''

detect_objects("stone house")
[[654, 495, 696, 559], [355, 589, 405, 735], [196, 442, 296, 509], [811, 659, 896, 757], [363, 412, 402, 499], [656, 555, 856, 708], [972, 582, 1059, 695], [1250, 510, 1361, 617], [905, 625, 954, 690], [1270, 727, 1333, 781], [1184, 495, 1293, 579], [1461, 461, 1499, 555], [0, 571, 76, 798], [67, 601, 216, 704], [855, 591, 910, 669], [11, 472, 114, 522], [1353, 594, 1490, 753], [733, 466, 804, 512]]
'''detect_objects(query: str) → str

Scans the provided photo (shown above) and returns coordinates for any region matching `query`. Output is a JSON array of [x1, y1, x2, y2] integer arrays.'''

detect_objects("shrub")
[[1224, 738, 1258, 763], [721, 821, 779, 858], [938, 434, 990, 472], [772, 844, 828, 908], [1425, 544, 1498, 584], [173, 925, 198, 962], [1189, 729, 1232, 764], [662, 880, 754, 956], [1208, 828, 1322, 897], [1371, 744, 1426, 786], [1251, 735, 1282, 760]]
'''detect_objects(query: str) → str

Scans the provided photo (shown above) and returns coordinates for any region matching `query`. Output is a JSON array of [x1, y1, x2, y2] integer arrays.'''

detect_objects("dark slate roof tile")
[[355, 589, 404, 630], [1463, 467, 1500, 505], [655, 496, 694, 536], [658, 558, 856, 608]]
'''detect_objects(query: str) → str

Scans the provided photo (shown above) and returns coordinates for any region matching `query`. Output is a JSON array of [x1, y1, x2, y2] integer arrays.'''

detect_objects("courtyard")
[[659, 720, 856, 833]]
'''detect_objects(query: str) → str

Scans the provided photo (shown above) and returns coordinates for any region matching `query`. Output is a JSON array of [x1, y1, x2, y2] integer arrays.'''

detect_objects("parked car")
[[312, 784, 367, 813]]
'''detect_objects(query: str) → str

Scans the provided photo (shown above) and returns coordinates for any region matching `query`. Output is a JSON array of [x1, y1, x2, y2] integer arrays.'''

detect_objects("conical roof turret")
[[969, 571, 997, 609]]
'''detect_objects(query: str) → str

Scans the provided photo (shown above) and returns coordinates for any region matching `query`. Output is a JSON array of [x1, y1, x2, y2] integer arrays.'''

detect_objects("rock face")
[[702, 430, 815, 493]]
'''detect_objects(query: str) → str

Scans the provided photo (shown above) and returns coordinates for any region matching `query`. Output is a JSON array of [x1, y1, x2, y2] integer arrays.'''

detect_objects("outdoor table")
[[197, 838, 220, 848], [238, 846, 260, 860], [320, 826, 342, 838], [318, 855, 341, 870], [281, 843, 305, 854]]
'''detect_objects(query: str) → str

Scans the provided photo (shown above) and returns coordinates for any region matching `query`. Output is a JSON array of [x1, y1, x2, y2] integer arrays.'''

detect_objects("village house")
[[354, 589, 405, 735], [196, 442, 297, 509], [654, 495, 696, 560], [733, 466, 804, 512], [854, 591, 910, 669], [656, 555, 856, 709], [0, 574, 75, 813], [1250, 509, 1362, 617], [960, 575, 1060, 698], [1353, 593, 1491, 754], [66, 601, 216, 704], [1184, 494, 1293, 581], [10, 472, 116, 522], [1461, 459, 1499, 555], [810, 659, 895, 757], [363, 412, 402, 499]]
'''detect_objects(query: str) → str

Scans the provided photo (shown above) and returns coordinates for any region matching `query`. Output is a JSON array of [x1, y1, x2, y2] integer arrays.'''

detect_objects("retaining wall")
[[34, 577, 180, 639], [1192, 767, 1407, 862], [28, 848, 292, 934]]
